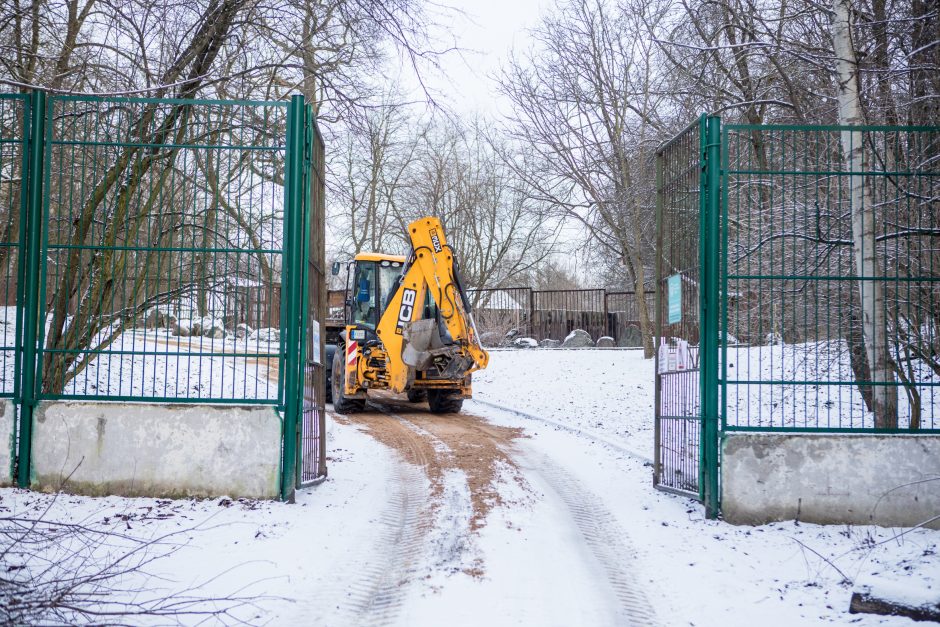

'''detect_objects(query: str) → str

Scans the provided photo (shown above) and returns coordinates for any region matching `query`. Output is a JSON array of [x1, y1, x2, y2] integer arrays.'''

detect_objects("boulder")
[[144, 310, 168, 329], [173, 322, 191, 337], [204, 325, 225, 339], [251, 328, 280, 343], [540, 338, 561, 348], [561, 329, 594, 348], [596, 336, 615, 348], [617, 326, 642, 347], [513, 337, 538, 349], [235, 323, 253, 339], [504, 328, 520, 341]]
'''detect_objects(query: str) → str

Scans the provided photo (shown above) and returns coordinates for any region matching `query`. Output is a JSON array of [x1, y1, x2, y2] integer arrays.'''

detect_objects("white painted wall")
[[0, 400, 13, 486], [722, 433, 940, 529], [31, 401, 282, 499]]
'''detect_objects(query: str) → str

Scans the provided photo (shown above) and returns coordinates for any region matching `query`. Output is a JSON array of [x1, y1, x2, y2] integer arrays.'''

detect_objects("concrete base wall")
[[0, 400, 13, 486], [32, 401, 282, 499], [722, 433, 940, 529]]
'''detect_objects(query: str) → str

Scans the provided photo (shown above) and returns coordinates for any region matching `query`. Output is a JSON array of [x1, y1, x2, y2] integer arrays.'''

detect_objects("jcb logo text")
[[396, 289, 417, 335]]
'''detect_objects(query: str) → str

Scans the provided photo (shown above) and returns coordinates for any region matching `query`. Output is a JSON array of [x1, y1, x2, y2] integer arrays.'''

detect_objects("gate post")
[[294, 102, 313, 488], [701, 115, 721, 518], [17, 89, 46, 488], [280, 94, 305, 501], [653, 149, 663, 487]]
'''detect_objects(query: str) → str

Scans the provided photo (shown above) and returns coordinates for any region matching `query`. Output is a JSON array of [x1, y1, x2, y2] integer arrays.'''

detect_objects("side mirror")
[[331, 261, 341, 276]]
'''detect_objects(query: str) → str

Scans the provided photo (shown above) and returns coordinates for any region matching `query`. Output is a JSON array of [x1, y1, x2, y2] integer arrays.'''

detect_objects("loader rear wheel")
[[427, 389, 463, 414], [331, 348, 364, 414], [406, 389, 427, 403]]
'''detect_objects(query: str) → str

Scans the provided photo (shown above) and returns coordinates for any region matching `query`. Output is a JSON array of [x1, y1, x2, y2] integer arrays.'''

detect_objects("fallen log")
[[850, 589, 940, 623]]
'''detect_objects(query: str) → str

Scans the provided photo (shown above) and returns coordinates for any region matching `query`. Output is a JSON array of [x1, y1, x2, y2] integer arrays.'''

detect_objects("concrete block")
[[0, 400, 13, 486], [32, 401, 282, 499], [722, 433, 940, 529]]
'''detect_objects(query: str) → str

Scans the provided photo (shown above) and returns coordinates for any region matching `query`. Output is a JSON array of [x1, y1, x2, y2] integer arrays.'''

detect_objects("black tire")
[[406, 388, 427, 403], [331, 347, 364, 414], [325, 367, 333, 403], [427, 389, 463, 414], [324, 344, 336, 403]]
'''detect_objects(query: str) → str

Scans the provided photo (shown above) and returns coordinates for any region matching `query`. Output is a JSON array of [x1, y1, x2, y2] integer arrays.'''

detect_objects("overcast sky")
[[412, 0, 550, 116]]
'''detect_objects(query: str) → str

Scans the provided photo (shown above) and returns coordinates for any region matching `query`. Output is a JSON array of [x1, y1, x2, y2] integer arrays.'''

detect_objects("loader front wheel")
[[427, 389, 463, 414], [406, 388, 427, 403], [331, 348, 365, 414]]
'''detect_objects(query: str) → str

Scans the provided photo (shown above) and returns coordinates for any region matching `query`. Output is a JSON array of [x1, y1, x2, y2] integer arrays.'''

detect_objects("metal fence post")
[[294, 102, 313, 489], [17, 89, 46, 488], [280, 94, 304, 501], [653, 148, 664, 488], [527, 288, 534, 338], [701, 115, 721, 518]]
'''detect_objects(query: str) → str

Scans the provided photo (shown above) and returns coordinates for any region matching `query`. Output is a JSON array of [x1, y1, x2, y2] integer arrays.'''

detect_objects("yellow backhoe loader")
[[328, 216, 489, 414]]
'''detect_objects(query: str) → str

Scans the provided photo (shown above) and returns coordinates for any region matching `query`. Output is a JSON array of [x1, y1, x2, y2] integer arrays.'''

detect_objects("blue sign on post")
[[668, 274, 682, 324]]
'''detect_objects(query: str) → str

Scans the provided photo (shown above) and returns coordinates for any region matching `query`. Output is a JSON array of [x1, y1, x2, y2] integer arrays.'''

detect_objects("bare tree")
[[832, 0, 898, 428], [497, 0, 669, 357], [395, 118, 561, 292], [1, 502, 268, 624], [330, 94, 421, 255]]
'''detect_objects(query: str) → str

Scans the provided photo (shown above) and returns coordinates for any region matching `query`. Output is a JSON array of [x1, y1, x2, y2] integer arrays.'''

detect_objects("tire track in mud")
[[336, 398, 526, 578], [328, 400, 516, 624], [329, 411, 433, 627], [332, 397, 655, 626], [520, 450, 658, 627], [382, 402, 526, 533]]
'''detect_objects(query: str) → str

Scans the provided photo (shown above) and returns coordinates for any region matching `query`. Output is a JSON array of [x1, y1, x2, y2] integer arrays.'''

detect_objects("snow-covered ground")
[[1, 306, 15, 395], [473, 348, 655, 458], [1, 348, 938, 625]]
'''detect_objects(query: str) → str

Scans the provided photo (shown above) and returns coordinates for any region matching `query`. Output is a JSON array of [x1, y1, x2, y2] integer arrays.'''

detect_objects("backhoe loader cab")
[[346, 253, 407, 330], [329, 217, 488, 414]]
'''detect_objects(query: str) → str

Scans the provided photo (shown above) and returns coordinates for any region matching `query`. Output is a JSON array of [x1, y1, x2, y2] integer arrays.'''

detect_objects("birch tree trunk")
[[832, 0, 898, 428]]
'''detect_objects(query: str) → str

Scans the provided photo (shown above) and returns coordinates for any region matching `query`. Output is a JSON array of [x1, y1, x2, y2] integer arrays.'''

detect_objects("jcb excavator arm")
[[376, 216, 489, 393]]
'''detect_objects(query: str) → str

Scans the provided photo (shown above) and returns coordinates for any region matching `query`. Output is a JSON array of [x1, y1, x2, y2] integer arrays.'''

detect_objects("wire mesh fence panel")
[[722, 125, 940, 432], [655, 118, 704, 497], [468, 287, 532, 343], [532, 289, 606, 342], [37, 96, 289, 403], [0, 95, 28, 398]]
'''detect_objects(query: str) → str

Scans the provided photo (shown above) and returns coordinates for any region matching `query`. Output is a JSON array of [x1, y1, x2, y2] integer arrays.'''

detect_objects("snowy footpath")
[[2, 349, 937, 625]]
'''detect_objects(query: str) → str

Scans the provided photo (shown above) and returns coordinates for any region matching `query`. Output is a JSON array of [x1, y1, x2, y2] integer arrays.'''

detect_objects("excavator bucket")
[[401, 318, 441, 370], [402, 319, 474, 380]]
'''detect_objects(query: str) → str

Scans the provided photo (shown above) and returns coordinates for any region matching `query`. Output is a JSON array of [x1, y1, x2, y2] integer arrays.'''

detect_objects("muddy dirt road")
[[330, 395, 656, 626]]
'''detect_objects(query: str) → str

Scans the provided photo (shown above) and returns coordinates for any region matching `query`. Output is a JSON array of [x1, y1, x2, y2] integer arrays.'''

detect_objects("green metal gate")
[[654, 116, 720, 516], [0, 95, 29, 399], [4, 91, 326, 499], [657, 116, 939, 519]]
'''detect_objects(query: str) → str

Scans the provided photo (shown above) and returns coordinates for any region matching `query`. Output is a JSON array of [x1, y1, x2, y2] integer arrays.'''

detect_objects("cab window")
[[352, 262, 377, 327], [378, 261, 403, 310]]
